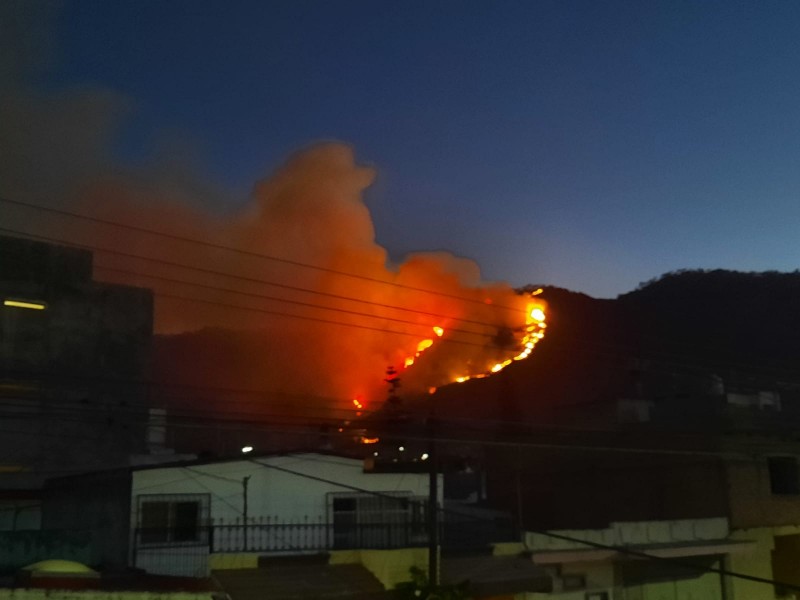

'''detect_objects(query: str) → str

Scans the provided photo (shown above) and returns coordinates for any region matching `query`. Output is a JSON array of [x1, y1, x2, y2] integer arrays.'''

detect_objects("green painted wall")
[[727, 528, 777, 600]]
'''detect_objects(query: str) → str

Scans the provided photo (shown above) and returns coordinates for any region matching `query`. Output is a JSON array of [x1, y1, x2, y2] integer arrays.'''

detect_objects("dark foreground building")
[[0, 235, 153, 526]]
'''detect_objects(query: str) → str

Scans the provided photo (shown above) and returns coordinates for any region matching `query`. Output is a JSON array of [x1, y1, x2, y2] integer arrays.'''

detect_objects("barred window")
[[328, 492, 427, 549], [137, 494, 209, 545]]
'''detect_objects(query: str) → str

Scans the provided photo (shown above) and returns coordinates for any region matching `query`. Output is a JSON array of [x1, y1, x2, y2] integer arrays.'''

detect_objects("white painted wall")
[[526, 517, 730, 554], [131, 453, 439, 524], [129, 453, 441, 576]]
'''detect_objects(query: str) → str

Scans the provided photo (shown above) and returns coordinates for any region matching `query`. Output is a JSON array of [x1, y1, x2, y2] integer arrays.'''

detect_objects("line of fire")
[[5, 231, 800, 600]]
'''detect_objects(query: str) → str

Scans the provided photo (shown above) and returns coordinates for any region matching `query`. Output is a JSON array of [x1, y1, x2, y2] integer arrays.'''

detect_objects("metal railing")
[[134, 519, 430, 555]]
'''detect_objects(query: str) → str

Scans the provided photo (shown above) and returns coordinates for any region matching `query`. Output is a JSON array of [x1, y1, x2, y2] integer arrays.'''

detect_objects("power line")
[[154, 291, 504, 347], [5, 359, 800, 450], [0, 226, 527, 348], [0, 196, 523, 311], [248, 454, 800, 594], [95, 260, 506, 332], [0, 224, 515, 328], [0, 401, 783, 463], [93, 264, 499, 339], [3, 362, 799, 451], [9, 224, 800, 385]]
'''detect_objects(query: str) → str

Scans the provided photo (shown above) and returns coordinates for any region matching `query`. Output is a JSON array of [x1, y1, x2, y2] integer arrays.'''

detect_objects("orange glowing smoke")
[[50, 143, 545, 412]]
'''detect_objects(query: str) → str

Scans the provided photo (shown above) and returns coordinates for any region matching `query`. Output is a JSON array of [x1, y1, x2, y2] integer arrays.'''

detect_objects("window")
[[329, 492, 426, 549], [137, 494, 209, 545], [768, 457, 799, 495]]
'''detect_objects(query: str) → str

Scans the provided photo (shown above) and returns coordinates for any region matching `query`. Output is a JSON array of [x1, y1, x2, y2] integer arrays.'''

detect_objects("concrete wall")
[[330, 548, 429, 589], [727, 456, 800, 529], [0, 236, 153, 378], [487, 447, 728, 531], [131, 453, 439, 524], [771, 532, 800, 593], [526, 518, 730, 554], [724, 525, 800, 600], [526, 560, 613, 600], [130, 453, 439, 577], [620, 569, 722, 600], [207, 547, 428, 590], [524, 519, 731, 600], [725, 528, 776, 600]]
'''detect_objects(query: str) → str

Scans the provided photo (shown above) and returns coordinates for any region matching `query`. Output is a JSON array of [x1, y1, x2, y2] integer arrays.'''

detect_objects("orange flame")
[[417, 339, 434, 352], [442, 293, 548, 386]]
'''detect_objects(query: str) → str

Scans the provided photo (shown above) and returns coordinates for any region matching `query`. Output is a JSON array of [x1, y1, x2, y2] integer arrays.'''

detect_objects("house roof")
[[214, 563, 385, 600], [45, 450, 375, 486], [530, 538, 757, 565], [128, 450, 366, 472]]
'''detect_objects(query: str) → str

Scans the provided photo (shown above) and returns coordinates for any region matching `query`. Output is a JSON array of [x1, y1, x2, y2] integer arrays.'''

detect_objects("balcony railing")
[[134, 518, 430, 555]]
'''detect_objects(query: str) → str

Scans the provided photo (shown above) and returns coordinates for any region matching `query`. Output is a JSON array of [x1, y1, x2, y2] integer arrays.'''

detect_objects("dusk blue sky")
[[13, 1, 800, 297]]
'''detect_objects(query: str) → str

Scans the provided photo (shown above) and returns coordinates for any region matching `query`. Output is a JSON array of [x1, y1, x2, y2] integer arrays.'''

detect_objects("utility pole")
[[427, 414, 439, 586], [242, 475, 251, 551], [385, 365, 401, 406]]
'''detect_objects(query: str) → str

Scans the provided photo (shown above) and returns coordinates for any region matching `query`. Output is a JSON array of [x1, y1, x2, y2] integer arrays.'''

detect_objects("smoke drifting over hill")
[[1, 9, 540, 409], [76, 144, 534, 406]]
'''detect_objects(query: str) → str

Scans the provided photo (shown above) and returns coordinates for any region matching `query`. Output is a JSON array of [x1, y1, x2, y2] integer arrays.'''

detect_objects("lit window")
[[3, 299, 47, 310]]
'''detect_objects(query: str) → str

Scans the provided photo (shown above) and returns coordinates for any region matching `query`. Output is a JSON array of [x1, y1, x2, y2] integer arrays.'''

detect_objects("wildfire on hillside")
[[31, 143, 549, 416]]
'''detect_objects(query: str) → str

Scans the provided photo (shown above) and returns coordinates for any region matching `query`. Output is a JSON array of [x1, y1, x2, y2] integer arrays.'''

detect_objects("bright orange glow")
[[530, 307, 546, 322], [531, 288, 544, 296], [438, 298, 548, 387], [428, 387, 437, 394], [361, 437, 379, 444], [352, 398, 363, 409], [417, 339, 434, 352], [433, 326, 444, 337], [404, 357, 415, 368]]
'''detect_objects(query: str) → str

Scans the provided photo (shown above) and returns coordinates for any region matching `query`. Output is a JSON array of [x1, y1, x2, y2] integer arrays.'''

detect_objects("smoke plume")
[[1, 5, 541, 414]]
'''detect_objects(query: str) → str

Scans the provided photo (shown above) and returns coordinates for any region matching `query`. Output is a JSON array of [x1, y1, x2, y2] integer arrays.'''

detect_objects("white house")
[[44, 452, 442, 578]]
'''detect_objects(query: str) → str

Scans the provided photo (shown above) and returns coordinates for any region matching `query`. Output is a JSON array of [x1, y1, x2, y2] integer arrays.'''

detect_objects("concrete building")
[[524, 517, 752, 600], [38, 451, 552, 600], [41, 452, 442, 577], [0, 235, 153, 520]]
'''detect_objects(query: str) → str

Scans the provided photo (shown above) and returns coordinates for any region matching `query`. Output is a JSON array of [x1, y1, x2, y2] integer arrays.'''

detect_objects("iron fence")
[[134, 519, 430, 555]]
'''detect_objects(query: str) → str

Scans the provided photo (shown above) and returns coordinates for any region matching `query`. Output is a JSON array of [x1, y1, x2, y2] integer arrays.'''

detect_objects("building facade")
[[0, 235, 153, 518]]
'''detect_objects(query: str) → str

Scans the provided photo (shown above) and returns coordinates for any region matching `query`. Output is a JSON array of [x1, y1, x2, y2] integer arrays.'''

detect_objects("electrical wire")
[[93, 264, 499, 338], [0, 196, 524, 311], [247, 455, 800, 594]]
